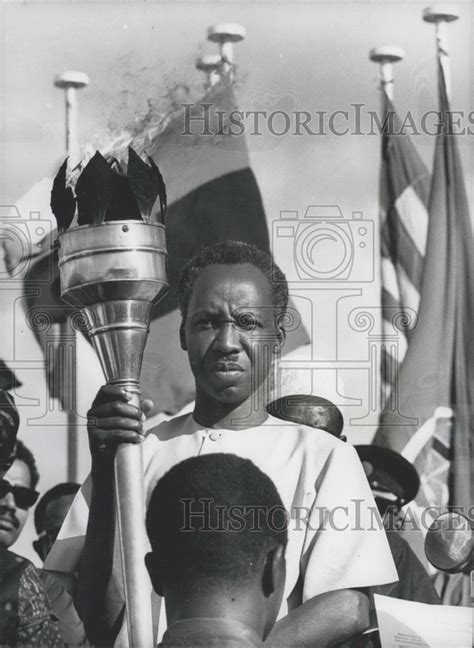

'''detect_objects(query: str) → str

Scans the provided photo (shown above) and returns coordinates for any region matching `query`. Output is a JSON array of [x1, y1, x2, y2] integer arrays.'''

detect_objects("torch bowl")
[[57, 220, 168, 306], [57, 220, 168, 386]]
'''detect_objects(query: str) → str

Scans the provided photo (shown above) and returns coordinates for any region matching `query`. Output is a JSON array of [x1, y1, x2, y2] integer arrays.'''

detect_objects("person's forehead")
[[189, 263, 272, 308], [4, 459, 31, 487]]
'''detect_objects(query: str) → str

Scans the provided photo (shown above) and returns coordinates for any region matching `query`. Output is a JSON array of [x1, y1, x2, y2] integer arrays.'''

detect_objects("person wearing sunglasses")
[[0, 440, 39, 551], [1, 435, 85, 646], [0, 389, 63, 647]]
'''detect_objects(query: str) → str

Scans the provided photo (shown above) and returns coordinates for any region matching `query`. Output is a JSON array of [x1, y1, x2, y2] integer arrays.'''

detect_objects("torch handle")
[[113, 383, 154, 648]]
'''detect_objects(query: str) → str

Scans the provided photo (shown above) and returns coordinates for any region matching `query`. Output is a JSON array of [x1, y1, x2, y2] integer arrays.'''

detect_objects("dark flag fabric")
[[375, 65, 474, 514], [23, 81, 309, 416], [0, 360, 22, 391], [378, 90, 431, 407], [142, 83, 277, 413]]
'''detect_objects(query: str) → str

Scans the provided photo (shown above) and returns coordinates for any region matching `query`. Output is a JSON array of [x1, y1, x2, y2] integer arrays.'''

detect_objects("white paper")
[[374, 594, 472, 648]]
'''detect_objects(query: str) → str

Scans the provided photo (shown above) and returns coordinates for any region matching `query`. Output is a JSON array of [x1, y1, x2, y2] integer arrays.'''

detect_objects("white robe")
[[46, 413, 398, 644]]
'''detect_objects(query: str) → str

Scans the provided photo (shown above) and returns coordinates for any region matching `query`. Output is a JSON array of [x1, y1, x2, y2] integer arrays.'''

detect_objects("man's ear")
[[145, 551, 164, 597], [275, 313, 287, 348], [276, 326, 286, 348], [179, 321, 187, 351], [262, 544, 285, 598]]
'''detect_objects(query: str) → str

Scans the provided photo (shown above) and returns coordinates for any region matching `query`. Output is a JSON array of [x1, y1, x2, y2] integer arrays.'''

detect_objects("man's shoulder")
[[143, 411, 354, 467], [145, 412, 193, 442]]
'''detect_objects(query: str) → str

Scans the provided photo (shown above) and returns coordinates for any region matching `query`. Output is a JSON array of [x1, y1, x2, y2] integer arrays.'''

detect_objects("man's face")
[[182, 264, 283, 409], [0, 459, 31, 549], [34, 494, 76, 561]]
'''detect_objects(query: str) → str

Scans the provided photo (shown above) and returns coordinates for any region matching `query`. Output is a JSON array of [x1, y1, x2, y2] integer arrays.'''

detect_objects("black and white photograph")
[[0, 1, 472, 646]]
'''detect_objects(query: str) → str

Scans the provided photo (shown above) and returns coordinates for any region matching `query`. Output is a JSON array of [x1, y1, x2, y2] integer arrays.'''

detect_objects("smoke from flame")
[[68, 52, 211, 183]]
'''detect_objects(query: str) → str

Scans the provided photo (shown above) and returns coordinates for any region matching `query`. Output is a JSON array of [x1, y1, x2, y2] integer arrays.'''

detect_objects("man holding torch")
[[67, 241, 397, 646]]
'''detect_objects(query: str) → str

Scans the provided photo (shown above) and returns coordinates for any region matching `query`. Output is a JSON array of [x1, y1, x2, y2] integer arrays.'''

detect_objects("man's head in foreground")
[[178, 241, 288, 418], [0, 440, 39, 549], [267, 394, 346, 440], [33, 482, 80, 561], [146, 453, 288, 640]]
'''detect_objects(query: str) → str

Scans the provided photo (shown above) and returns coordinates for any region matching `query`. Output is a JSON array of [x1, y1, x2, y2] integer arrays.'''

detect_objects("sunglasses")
[[0, 479, 39, 509]]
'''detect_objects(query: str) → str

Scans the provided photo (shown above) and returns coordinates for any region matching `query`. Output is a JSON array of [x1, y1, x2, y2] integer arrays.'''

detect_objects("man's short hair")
[[146, 453, 288, 591], [34, 482, 80, 534], [178, 241, 289, 322], [0, 390, 19, 472], [14, 440, 39, 489]]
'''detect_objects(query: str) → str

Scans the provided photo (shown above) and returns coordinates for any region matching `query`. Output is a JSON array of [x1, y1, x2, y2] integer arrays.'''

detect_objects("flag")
[[24, 80, 309, 416], [375, 64, 474, 512], [378, 90, 431, 407]]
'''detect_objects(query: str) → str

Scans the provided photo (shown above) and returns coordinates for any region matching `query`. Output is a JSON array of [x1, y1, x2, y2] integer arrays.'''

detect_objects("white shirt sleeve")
[[44, 432, 161, 573], [300, 442, 398, 600]]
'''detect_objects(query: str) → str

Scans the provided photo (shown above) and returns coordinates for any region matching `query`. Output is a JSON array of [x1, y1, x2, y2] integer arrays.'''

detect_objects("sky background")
[[0, 0, 472, 562]]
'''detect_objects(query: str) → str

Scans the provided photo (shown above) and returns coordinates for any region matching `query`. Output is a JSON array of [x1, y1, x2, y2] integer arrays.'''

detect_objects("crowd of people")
[[0, 241, 456, 647]]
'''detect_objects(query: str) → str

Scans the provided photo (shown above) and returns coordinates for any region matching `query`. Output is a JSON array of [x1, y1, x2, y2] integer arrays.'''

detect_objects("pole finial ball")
[[369, 46, 405, 63], [422, 7, 459, 23], [54, 71, 90, 90], [207, 23, 246, 43]]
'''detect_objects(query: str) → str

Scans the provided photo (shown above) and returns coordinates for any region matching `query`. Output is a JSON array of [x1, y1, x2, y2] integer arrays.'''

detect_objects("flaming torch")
[[51, 148, 168, 647]]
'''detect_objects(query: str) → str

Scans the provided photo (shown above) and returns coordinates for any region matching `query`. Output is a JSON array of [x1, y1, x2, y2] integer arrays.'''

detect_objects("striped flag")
[[378, 90, 431, 408], [375, 64, 474, 513]]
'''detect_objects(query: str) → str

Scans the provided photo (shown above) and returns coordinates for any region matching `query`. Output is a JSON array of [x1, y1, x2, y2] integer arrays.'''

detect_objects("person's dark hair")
[[146, 453, 288, 591], [0, 390, 19, 472], [178, 241, 289, 322], [34, 482, 80, 534], [14, 440, 39, 489]]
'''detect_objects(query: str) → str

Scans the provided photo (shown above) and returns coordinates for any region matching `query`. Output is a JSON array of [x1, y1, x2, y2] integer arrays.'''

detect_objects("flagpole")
[[207, 23, 246, 81], [369, 46, 404, 414], [54, 71, 89, 482], [369, 46, 404, 101], [54, 72, 89, 166], [423, 7, 459, 100]]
